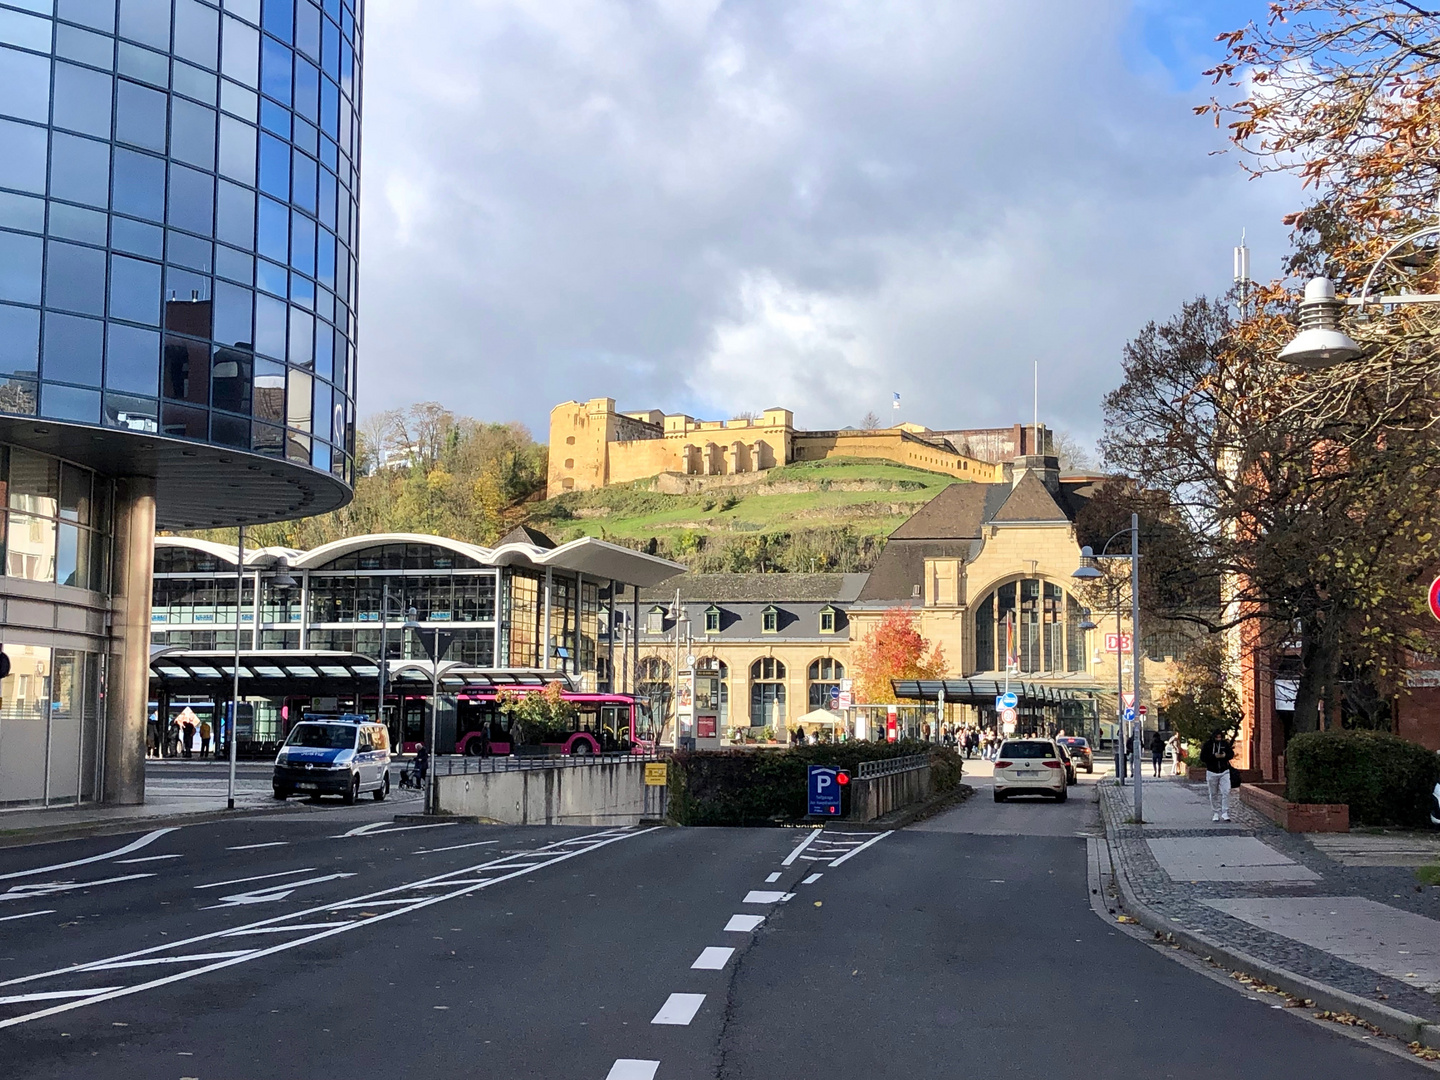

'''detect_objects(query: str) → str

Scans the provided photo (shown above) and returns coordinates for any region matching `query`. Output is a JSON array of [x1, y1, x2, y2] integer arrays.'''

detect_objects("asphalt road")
[[0, 778, 1431, 1078]]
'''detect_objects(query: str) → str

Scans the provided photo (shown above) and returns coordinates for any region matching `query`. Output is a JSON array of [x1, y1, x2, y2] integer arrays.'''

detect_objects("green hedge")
[[1286, 730, 1440, 827], [666, 741, 963, 826]]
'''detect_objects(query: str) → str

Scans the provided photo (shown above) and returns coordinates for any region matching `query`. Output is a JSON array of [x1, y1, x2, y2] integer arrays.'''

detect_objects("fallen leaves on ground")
[[1407, 1043, 1440, 1061], [1313, 1010, 1382, 1035], [1228, 972, 1314, 1008]]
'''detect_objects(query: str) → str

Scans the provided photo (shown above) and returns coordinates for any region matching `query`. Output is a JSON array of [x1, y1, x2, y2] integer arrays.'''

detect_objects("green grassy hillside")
[[524, 457, 962, 573]]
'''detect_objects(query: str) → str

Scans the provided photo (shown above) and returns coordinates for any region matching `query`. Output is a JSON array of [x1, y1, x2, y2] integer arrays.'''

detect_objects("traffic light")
[[836, 769, 850, 786]]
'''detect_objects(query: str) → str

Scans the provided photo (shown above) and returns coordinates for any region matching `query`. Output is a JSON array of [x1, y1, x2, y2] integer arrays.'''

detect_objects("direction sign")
[[808, 766, 843, 816], [1122, 707, 1135, 724], [830, 686, 841, 706], [1430, 576, 1440, 622], [996, 691, 1018, 710]]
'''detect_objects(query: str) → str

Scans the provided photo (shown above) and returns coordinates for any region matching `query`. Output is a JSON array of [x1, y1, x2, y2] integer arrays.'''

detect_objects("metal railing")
[[856, 754, 930, 779], [436, 751, 662, 776]]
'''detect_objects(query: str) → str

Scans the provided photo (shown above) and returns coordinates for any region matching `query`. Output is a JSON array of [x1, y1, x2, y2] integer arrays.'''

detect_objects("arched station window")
[[695, 657, 729, 726], [973, 578, 1086, 674], [808, 657, 845, 709], [750, 657, 786, 727]]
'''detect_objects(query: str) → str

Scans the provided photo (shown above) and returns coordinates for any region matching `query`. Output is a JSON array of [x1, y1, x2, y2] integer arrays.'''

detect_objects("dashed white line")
[[116, 855, 183, 865], [0, 910, 55, 923], [802, 873, 823, 885], [413, 840, 499, 854], [828, 831, 893, 867], [0, 829, 177, 882], [742, 890, 787, 904], [84, 951, 256, 971], [222, 924, 341, 936], [605, 1060, 660, 1080], [194, 868, 317, 890], [765, 872, 781, 883], [651, 992, 705, 1025], [724, 914, 764, 932], [0, 988, 122, 1005], [781, 829, 821, 866], [691, 947, 734, 970], [226, 842, 289, 851]]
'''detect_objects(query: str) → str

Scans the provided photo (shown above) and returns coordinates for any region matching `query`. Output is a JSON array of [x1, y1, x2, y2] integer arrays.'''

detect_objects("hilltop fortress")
[[547, 397, 1052, 498]]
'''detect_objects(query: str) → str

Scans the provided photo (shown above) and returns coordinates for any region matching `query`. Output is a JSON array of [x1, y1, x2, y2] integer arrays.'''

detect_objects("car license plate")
[[297, 782, 317, 790]]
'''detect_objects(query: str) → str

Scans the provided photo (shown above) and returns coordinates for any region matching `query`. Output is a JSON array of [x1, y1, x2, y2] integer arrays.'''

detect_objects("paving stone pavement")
[[1100, 778, 1440, 1022]]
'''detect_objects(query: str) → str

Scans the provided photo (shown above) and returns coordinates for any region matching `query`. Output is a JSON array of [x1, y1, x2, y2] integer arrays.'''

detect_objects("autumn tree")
[[861, 411, 881, 430], [851, 607, 947, 705]]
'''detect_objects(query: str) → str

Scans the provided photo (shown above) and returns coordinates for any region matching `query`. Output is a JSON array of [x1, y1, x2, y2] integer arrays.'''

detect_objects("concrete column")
[[104, 476, 156, 805]]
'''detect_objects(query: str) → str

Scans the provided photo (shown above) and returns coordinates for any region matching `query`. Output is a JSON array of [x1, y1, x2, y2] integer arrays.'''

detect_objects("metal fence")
[[856, 754, 930, 779], [436, 751, 663, 776]]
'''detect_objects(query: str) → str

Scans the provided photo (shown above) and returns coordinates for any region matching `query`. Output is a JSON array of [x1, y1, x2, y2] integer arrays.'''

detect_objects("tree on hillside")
[[851, 607, 946, 705]]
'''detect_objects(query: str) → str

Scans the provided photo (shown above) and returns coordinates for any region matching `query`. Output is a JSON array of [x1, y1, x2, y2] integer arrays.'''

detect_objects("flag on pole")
[[1005, 613, 1018, 672], [892, 392, 900, 411]]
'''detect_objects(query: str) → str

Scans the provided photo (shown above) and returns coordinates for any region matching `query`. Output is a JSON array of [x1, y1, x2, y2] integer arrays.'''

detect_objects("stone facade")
[[546, 397, 1025, 497]]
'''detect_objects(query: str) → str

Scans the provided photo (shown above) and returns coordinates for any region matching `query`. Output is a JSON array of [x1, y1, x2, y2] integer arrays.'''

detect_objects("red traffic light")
[[836, 770, 850, 786]]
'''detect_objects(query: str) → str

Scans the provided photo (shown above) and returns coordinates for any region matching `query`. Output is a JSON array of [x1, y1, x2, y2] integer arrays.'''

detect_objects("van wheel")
[[374, 774, 389, 802], [344, 775, 359, 805]]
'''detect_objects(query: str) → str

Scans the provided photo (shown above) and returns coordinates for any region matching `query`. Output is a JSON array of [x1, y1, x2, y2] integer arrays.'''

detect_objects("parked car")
[[274, 716, 391, 804], [992, 739, 1068, 803], [1430, 769, 1439, 828], [1055, 742, 1077, 785], [1056, 736, 1093, 774]]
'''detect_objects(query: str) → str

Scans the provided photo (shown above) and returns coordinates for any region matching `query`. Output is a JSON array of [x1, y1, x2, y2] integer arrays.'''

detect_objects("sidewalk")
[[1100, 775, 1440, 1045]]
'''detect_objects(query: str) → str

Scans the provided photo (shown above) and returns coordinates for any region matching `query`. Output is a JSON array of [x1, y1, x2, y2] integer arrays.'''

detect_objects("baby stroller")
[[399, 745, 428, 790]]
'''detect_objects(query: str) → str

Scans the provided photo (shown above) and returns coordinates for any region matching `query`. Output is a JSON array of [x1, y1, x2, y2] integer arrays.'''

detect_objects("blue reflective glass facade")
[[0, 0, 360, 492]]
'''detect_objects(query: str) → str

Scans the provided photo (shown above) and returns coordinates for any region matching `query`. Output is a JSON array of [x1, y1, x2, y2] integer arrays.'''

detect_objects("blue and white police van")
[[273, 714, 391, 803]]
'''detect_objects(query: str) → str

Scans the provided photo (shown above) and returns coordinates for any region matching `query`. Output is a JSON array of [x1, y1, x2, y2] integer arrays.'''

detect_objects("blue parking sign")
[[808, 766, 843, 816]]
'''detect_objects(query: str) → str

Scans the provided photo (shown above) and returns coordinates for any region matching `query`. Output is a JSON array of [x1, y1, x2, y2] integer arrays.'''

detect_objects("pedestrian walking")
[[199, 720, 212, 758], [180, 717, 195, 758], [1167, 732, 1183, 776], [166, 717, 180, 757], [1199, 727, 1235, 822], [147, 714, 160, 758], [1150, 730, 1165, 778]]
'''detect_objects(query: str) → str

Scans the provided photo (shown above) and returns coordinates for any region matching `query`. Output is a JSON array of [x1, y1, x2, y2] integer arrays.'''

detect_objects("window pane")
[[59, 464, 91, 523], [111, 215, 162, 257], [46, 242, 107, 316], [171, 98, 216, 168], [116, 40, 167, 86], [108, 253, 161, 325], [259, 94, 287, 136], [215, 180, 255, 247], [258, 132, 288, 198], [0, 46, 50, 124], [163, 268, 212, 329], [160, 399, 207, 438], [312, 314, 332, 380], [311, 376, 330, 441], [0, 190, 45, 234], [112, 147, 165, 221], [253, 358, 281, 423], [173, 59, 216, 103], [167, 164, 214, 234], [55, 23, 115, 68], [115, 78, 167, 151], [257, 194, 287, 260], [48, 201, 107, 245], [288, 307, 311, 366], [7, 512, 56, 580], [174, 0, 219, 69], [0, 7, 53, 52], [0, 118, 48, 194], [220, 15, 258, 87], [261, 35, 290, 105], [256, 256, 284, 295], [53, 62, 113, 139], [289, 212, 314, 275], [162, 334, 209, 403], [57, 0, 116, 34], [294, 55, 317, 120], [211, 343, 251, 412], [262, 0, 292, 43], [217, 114, 256, 182], [103, 390, 157, 430], [254, 292, 284, 357], [214, 242, 252, 284], [210, 408, 247, 446], [0, 304, 40, 378], [104, 322, 159, 394], [41, 383, 100, 426], [220, 76, 256, 120], [295, 0, 318, 59], [286, 365, 310, 431], [117, 0, 169, 50], [291, 151, 315, 212], [50, 132, 111, 208], [42, 311, 103, 384], [166, 229, 211, 271], [212, 281, 252, 345]]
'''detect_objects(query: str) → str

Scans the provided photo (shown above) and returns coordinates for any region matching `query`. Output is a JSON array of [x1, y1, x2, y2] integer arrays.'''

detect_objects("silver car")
[[993, 738, 1068, 803]]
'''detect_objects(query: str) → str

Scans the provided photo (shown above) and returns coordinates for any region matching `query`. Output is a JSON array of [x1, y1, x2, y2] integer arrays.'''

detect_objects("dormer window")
[[704, 605, 721, 633], [762, 605, 779, 633], [646, 606, 665, 634], [819, 606, 837, 634]]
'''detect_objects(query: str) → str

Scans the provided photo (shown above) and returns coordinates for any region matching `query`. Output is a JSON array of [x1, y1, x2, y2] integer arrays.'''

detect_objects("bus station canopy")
[[890, 678, 1097, 707], [149, 650, 575, 698]]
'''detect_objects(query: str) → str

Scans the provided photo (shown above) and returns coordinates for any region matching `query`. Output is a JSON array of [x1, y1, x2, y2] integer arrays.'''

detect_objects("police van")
[[273, 714, 391, 803]]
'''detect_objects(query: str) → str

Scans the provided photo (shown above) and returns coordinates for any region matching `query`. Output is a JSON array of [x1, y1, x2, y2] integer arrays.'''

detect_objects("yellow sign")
[[644, 762, 668, 786]]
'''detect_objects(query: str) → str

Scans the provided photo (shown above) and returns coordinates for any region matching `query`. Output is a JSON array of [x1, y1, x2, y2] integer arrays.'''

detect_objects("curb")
[[1097, 786, 1440, 1050]]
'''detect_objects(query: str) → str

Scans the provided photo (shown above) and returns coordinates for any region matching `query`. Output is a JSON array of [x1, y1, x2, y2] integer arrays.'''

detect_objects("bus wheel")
[[464, 740, 482, 757], [570, 740, 592, 756]]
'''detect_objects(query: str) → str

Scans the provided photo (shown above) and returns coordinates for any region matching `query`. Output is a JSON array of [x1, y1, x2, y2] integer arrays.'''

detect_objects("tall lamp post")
[[403, 610, 459, 815], [375, 582, 409, 746], [1074, 513, 1144, 824], [227, 548, 293, 810]]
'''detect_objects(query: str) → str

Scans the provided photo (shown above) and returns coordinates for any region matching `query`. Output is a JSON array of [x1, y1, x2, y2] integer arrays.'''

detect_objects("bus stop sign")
[[808, 766, 843, 816]]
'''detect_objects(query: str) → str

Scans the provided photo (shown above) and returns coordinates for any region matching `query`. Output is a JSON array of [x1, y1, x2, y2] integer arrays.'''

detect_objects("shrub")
[[667, 741, 963, 826], [1286, 731, 1440, 827]]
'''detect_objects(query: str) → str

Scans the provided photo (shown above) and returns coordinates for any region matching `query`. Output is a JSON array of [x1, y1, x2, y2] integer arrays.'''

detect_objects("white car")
[[1430, 775, 1439, 828], [993, 738, 1068, 803]]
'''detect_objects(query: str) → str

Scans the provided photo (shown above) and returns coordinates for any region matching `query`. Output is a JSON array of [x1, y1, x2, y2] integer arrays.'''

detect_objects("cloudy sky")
[[355, 0, 1300, 450]]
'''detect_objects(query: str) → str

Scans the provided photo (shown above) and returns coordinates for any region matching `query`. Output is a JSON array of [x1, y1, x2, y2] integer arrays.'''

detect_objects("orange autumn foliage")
[[851, 607, 947, 705]]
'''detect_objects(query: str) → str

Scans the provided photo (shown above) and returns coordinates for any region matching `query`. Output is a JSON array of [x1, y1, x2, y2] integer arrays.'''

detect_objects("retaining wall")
[[1238, 781, 1349, 833], [436, 761, 654, 826], [850, 765, 932, 822]]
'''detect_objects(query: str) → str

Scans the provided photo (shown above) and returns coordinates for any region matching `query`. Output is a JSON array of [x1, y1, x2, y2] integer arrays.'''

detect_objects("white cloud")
[[356, 0, 1300, 446]]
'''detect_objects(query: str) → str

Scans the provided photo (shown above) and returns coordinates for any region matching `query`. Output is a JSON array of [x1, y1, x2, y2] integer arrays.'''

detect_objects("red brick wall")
[[1395, 687, 1440, 751]]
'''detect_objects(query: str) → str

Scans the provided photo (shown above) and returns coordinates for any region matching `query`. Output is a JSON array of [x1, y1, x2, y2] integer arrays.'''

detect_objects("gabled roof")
[[499, 524, 557, 549], [990, 471, 1070, 523], [639, 573, 868, 604]]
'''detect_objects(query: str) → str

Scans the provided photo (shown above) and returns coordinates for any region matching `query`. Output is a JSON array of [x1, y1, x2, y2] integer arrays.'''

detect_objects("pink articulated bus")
[[446, 691, 657, 757]]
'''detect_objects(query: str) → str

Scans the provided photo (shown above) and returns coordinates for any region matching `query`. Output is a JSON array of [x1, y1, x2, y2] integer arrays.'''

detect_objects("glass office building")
[[0, 0, 362, 807]]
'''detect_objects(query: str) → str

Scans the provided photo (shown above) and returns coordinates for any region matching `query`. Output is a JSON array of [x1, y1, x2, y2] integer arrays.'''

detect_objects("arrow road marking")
[[206, 873, 356, 908], [0, 829, 178, 882], [334, 821, 456, 839], [0, 874, 155, 901]]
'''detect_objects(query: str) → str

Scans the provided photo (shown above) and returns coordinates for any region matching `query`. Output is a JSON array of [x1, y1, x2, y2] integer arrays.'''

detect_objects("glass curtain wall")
[[2, 447, 112, 589], [0, 643, 105, 806]]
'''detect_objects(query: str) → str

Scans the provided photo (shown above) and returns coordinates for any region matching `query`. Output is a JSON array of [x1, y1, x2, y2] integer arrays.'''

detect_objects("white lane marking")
[[799, 856, 830, 862], [0, 828, 657, 1030], [724, 914, 764, 932], [327, 898, 419, 909], [335, 821, 456, 839], [781, 830, 821, 866], [802, 873, 823, 885], [780, 892, 795, 902], [691, 946, 734, 970], [222, 924, 341, 936], [406, 880, 493, 889], [206, 873, 356, 908], [0, 988, 123, 1005], [413, 840, 499, 854], [0, 829, 178, 882], [743, 891, 786, 904], [828, 831, 893, 867], [116, 855, 183, 864], [226, 842, 290, 851], [0, 874, 155, 901], [195, 868, 317, 891], [651, 993, 705, 1025], [0, 910, 55, 923], [84, 951, 256, 971], [606, 1060, 660, 1080], [764, 872, 781, 883]]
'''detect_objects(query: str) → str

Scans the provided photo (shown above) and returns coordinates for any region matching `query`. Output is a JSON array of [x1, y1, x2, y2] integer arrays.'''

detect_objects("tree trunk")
[[1290, 617, 1337, 737]]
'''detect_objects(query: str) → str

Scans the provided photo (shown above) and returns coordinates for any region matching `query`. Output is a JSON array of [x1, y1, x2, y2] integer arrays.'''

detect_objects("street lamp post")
[[1074, 513, 1145, 824], [403, 610, 461, 816], [376, 581, 409, 747], [228, 550, 294, 810]]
